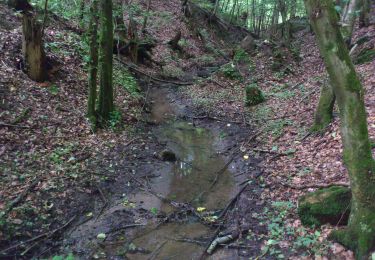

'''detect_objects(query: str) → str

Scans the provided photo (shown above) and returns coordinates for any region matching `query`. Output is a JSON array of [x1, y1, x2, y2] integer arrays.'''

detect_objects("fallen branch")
[[148, 240, 168, 260], [209, 156, 235, 190], [281, 181, 349, 190], [115, 58, 193, 86], [0, 215, 76, 255], [0, 122, 30, 129]]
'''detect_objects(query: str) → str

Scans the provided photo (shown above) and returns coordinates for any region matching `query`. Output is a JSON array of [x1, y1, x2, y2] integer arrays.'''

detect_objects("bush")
[[220, 63, 242, 80], [245, 83, 265, 106]]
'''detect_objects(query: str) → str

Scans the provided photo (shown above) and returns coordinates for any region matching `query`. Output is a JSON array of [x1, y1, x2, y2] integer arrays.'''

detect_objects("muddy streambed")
[[63, 86, 253, 259]]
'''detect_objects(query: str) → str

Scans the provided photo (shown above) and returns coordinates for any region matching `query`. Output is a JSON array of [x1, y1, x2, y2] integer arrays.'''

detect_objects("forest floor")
[[0, 0, 374, 259]]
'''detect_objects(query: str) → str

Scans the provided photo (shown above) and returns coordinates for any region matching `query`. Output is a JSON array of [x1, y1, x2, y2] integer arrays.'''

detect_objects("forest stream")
[[63, 85, 256, 259]]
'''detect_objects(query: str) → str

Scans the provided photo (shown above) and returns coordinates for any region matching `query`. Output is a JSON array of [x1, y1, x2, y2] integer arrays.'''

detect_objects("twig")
[[11, 108, 31, 125], [108, 223, 146, 234], [209, 156, 234, 190], [0, 122, 30, 129], [0, 215, 76, 254], [95, 185, 108, 221], [148, 240, 168, 260], [218, 182, 249, 219]]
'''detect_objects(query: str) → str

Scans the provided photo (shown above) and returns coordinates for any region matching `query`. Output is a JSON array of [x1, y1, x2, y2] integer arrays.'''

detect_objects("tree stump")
[[22, 12, 46, 82]]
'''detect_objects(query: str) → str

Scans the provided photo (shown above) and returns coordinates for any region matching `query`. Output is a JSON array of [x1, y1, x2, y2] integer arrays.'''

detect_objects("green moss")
[[354, 49, 375, 65], [298, 186, 351, 226], [244, 83, 265, 106], [329, 211, 375, 259], [345, 70, 363, 92]]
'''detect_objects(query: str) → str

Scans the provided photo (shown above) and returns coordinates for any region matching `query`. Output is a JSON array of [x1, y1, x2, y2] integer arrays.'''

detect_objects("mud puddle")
[[123, 87, 239, 259], [63, 86, 248, 259]]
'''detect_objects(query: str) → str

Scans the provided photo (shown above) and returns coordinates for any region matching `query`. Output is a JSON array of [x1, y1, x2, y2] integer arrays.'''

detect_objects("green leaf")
[[334, 5, 342, 13]]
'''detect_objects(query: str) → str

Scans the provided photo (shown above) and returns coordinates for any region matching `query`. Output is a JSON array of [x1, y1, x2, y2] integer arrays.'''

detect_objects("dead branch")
[[0, 122, 31, 129], [0, 215, 76, 254], [115, 58, 193, 86], [281, 181, 350, 190]]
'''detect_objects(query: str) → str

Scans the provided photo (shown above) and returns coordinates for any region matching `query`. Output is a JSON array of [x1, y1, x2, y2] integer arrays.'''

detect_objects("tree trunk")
[[311, 82, 336, 132], [141, 0, 152, 33], [98, 0, 114, 123], [304, 0, 375, 258], [87, 0, 99, 126], [359, 0, 370, 28], [22, 12, 46, 82], [340, 0, 359, 46]]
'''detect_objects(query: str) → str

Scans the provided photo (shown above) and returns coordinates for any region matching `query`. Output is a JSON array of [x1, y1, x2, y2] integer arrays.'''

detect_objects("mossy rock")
[[159, 149, 177, 162], [354, 48, 375, 65], [298, 186, 351, 227], [245, 83, 265, 106]]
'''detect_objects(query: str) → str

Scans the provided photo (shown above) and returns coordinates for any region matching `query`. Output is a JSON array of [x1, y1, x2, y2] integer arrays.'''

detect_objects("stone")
[[298, 186, 351, 227]]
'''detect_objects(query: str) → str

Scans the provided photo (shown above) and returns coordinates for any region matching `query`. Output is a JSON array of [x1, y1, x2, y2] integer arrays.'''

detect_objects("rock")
[[298, 186, 351, 227], [244, 83, 265, 106], [159, 149, 177, 162], [240, 35, 255, 53]]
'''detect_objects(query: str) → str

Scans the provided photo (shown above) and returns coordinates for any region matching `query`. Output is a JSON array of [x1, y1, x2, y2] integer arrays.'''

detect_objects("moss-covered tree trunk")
[[311, 82, 336, 132], [98, 0, 114, 123], [87, 0, 99, 126], [22, 12, 46, 82], [304, 0, 375, 258]]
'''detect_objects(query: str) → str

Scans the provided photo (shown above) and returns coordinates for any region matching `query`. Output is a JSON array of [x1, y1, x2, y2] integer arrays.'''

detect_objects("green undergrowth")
[[354, 49, 375, 64], [113, 65, 141, 98], [32, 0, 82, 21], [219, 63, 242, 80], [259, 201, 330, 258]]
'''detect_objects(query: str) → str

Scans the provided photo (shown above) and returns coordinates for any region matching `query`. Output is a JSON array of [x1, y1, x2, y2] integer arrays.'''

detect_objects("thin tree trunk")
[[311, 82, 336, 132], [359, 0, 370, 27], [340, 0, 359, 46], [22, 12, 46, 82], [142, 0, 152, 33], [98, 0, 114, 123], [304, 0, 375, 258], [87, 0, 99, 125]]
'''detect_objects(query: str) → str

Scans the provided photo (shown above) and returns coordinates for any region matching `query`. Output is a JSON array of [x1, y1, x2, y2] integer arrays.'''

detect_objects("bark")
[[98, 0, 114, 122], [359, 0, 370, 28], [87, 0, 99, 125], [311, 82, 336, 132], [278, 0, 290, 44], [141, 0, 152, 33], [340, 0, 359, 46], [22, 12, 46, 82], [304, 0, 375, 258]]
